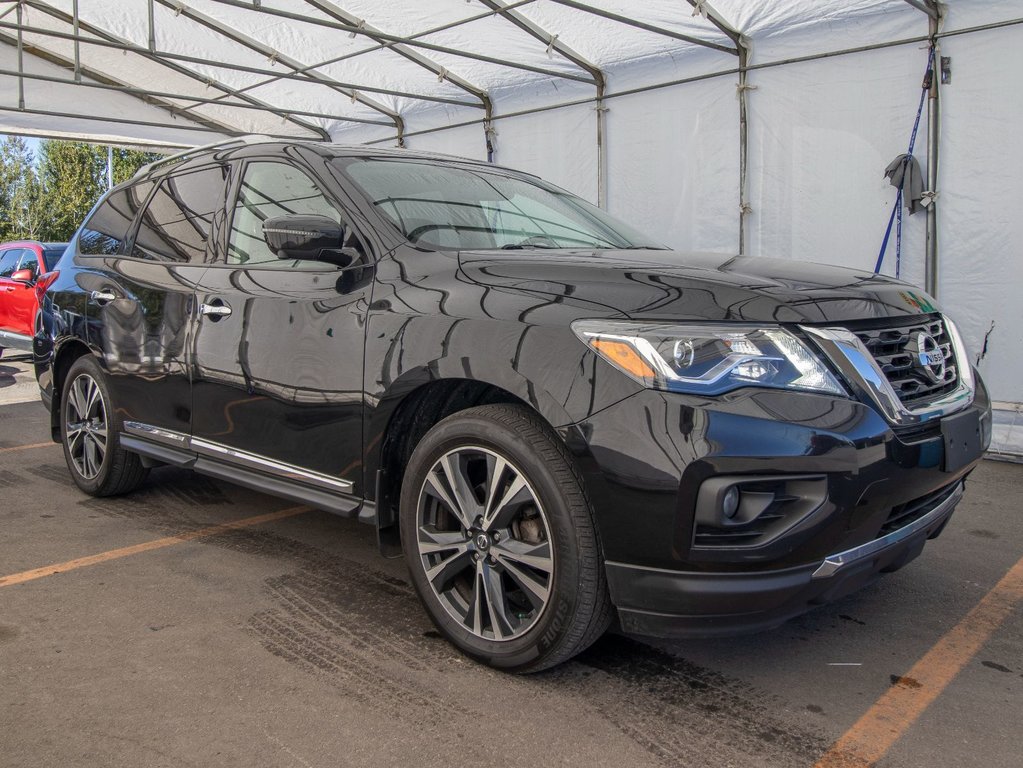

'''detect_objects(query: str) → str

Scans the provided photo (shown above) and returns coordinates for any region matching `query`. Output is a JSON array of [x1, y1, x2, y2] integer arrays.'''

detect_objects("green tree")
[[1, 137, 163, 242], [34, 141, 161, 240], [0, 136, 45, 241]]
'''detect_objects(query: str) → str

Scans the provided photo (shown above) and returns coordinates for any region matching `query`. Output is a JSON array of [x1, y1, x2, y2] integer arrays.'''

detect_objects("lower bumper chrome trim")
[[812, 482, 964, 579]]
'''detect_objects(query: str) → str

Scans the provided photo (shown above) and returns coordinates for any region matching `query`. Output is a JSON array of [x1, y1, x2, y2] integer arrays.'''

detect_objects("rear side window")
[[42, 248, 65, 270], [132, 166, 227, 263], [79, 182, 154, 256]]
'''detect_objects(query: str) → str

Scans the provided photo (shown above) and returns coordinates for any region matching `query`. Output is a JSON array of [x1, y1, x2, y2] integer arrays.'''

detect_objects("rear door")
[[189, 152, 374, 500], [78, 165, 228, 436]]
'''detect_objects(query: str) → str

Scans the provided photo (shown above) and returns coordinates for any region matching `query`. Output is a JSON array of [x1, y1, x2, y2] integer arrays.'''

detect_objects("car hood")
[[457, 249, 939, 324]]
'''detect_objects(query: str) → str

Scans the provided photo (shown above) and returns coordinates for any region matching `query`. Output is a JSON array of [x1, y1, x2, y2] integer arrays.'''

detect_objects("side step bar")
[[120, 425, 369, 522]]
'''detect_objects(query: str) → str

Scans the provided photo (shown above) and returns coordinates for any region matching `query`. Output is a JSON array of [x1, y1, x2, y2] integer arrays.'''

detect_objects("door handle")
[[90, 290, 117, 304], [199, 302, 232, 319]]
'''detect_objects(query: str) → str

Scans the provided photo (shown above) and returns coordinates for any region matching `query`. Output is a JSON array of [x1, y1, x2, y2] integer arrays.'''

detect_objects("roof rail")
[[133, 134, 276, 178]]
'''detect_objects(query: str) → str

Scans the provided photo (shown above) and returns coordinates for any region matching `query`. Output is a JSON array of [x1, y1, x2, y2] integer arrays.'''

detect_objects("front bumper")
[[566, 371, 991, 638], [609, 481, 962, 638]]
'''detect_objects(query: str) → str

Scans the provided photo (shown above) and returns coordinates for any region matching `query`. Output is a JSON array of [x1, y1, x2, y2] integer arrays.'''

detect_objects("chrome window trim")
[[812, 482, 963, 579], [121, 422, 353, 494], [800, 314, 975, 426]]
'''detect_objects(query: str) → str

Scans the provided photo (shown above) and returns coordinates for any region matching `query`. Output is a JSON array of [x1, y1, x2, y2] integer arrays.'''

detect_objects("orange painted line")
[[0, 506, 311, 589], [815, 554, 1023, 768], [0, 441, 55, 454]]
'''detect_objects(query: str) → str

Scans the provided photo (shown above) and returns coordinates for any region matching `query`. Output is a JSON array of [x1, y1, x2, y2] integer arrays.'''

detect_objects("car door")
[[189, 153, 374, 502], [0, 248, 26, 333], [78, 164, 228, 436], [5, 246, 43, 338]]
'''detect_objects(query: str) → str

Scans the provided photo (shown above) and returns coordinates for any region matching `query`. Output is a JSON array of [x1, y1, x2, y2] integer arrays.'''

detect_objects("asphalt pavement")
[[1, 355, 1020, 767]]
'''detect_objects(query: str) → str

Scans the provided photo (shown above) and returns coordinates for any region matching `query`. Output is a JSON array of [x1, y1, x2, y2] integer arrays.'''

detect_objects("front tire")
[[60, 355, 148, 496], [400, 404, 612, 673]]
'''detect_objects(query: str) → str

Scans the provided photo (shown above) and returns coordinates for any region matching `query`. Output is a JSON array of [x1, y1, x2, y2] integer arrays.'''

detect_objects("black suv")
[[35, 138, 990, 672]]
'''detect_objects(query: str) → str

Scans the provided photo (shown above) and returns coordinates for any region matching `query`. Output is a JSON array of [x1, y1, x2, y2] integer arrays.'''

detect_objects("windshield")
[[336, 158, 663, 251]]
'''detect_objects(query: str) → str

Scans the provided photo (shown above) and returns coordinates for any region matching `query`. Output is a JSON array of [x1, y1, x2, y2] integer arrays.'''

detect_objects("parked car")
[[0, 241, 66, 358], [34, 139, 990, 672]]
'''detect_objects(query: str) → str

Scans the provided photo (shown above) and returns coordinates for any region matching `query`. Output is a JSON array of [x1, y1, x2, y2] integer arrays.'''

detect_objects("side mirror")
[[262, 214, 342, 262], [11, 268, 35, 284]]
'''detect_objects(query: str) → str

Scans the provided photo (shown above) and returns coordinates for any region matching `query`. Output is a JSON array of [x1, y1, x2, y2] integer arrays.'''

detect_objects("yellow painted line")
[[0, 506, 311, 589], [0, 441, 55, 454], [815, 554, 1023, 767]]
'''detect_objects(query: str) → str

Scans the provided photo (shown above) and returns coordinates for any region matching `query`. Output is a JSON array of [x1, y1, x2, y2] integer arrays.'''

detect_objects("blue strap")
[[875, 45, 935, 276], [874, 186, 902, 274]]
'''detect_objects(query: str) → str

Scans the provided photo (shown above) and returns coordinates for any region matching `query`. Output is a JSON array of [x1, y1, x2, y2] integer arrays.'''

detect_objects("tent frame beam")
[[301, 0, 491, 110], [300, 0, 495, 158], [200, 0, 596, 86], [7, 12, 475, 110], [0, 34, 240, 135], [547, 0, 738, 55], [153, 0, 407, 144], [18, 0, 332, 139], [359, 17, 1023, 151], [0, 57, 394, 126], [190, 0, 542, 126], [0, 104, 312, 140], [476, 0, 608, 201]]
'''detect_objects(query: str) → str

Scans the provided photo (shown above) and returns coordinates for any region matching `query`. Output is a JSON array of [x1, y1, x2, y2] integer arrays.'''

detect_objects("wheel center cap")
[[474, 533, 491, 552]]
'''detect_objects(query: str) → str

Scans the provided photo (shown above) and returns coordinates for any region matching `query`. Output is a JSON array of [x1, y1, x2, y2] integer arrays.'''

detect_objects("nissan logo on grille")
[[909, 331, 946, 384]]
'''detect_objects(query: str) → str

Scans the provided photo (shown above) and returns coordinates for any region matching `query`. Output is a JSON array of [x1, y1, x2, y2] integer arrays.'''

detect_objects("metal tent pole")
[[925, 7, 941, 297], [15, 0, 24, 108], [684, 2, 746, 254], [902, 0, 942, 296], [477, 0, 606, 204]]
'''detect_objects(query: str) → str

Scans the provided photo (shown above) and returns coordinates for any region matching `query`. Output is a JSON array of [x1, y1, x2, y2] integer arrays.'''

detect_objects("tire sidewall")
[[60, 355, 119, 494], [400, 409, 591, 671]]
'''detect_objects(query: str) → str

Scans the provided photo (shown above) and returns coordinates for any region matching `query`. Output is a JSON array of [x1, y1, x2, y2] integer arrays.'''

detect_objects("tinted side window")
[[79, 182, 154, 256], [227, 162, 341, 266], [132, 166, 227, 263], [0, 248, 25, 278], [42, 248, 65, 271]]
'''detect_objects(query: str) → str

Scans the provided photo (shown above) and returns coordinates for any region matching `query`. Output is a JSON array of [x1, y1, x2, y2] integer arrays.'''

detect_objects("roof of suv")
[[133, 135, 496, 183], [1, 241, 68, 251]]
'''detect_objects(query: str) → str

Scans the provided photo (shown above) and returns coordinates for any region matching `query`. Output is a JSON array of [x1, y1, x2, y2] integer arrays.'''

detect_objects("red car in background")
[[0, 241, 67, 358]]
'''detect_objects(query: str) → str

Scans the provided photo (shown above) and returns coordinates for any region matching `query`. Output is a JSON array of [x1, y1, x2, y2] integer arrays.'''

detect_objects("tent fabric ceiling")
[[0, 0, 930, 147]]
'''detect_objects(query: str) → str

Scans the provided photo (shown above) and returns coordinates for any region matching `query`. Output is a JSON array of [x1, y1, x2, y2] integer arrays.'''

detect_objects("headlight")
[[572, 320, 846, 396]]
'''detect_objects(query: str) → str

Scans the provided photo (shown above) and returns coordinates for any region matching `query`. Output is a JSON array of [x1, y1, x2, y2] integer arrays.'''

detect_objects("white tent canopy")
[[1, 0, 1021, 454]]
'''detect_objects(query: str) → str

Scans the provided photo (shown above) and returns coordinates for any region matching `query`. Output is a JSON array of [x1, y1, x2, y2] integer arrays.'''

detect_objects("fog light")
[[722, 486, 740, 519]]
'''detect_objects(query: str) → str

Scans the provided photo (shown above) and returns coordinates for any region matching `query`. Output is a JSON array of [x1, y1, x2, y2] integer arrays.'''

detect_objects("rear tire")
[[60, 355, 148, 496], [400, 404, 612, 673]]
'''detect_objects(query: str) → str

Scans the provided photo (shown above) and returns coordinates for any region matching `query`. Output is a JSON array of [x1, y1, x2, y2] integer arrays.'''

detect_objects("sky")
[[1, 134, 43, 163]]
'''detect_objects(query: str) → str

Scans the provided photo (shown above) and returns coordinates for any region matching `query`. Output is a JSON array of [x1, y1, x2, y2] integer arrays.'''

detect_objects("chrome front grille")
[[853, 316, 959, 406]]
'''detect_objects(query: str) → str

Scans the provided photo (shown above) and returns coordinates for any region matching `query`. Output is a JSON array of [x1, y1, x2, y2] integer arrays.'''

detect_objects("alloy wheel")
[[416, 446, 555, 642], [65, 373, 108, 480]]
